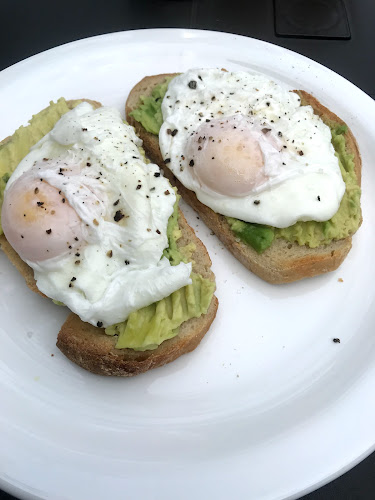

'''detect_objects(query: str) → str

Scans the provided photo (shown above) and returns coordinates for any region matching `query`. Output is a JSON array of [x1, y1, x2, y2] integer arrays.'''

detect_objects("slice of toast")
[[126, 74, 362, 284], [0, 99, 218, 376]]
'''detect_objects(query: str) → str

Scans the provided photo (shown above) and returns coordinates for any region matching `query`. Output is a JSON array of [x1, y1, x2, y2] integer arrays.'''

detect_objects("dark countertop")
[[1, 0, 374, 498]]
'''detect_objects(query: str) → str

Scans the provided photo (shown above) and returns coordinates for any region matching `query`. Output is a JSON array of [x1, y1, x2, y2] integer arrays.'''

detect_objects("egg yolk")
[[1, 175, 82, 262], [186, 116, 268, 196]]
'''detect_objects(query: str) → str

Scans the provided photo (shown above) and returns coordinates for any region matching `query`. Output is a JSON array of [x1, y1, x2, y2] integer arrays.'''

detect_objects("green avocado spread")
[[0, 98, 215, 351], [129, 77, 174, 135], [131, 79, 361, 252]]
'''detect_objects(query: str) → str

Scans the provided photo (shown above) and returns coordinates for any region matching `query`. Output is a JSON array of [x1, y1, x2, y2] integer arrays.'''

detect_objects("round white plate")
[[1, 29, 374, 500]]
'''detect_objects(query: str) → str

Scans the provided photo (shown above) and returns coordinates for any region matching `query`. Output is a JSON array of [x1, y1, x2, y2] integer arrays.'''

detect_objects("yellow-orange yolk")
[[186, 117, 267, 196], [2, 175, 83, 262]]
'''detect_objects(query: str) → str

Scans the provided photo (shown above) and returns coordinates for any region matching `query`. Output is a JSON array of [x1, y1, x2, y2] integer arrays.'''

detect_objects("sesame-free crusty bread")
[[0, 99, 218, 376], [126, 74, 362, 284]]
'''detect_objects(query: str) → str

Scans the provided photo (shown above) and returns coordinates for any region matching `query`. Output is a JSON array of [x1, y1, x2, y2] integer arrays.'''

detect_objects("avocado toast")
[[126, 72, 362, 284], [0, 98, 218, 376]]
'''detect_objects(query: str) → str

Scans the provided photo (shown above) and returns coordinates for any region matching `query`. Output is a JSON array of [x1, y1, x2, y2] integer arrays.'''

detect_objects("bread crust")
[[0, 98, 218, 376], [125, 74, 362, 284]]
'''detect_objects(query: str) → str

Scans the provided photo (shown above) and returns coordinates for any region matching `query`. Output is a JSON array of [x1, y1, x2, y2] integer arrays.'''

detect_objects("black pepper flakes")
[[86, 162, 91, 167], [254, 200, 260, 205], [317, 196, 321, 201], [114, 210, 124, 222], [46, 229, 52, 234], [75, 260, 81, 265], [124, 260, 130, 265], [97, 321, 103, 328], [34, 187, 39, 194], [333, 338, 341, 343], [164, 190, 170, 195], [113, 199, 120, 206], [171, 129, 178, 137], [164, 158, 171, 164], [37, 201, 44, 207], [154, 172, 161, 178], [189, 159, 195, 167], [298, 150, 304, 156], [62, 198, 66, 203], [82, 128, 88, 132], [188, 80, 197, 89], [156, 229, 161, 234], [136, 184, 142, 190], [71, 277, 76, 282]]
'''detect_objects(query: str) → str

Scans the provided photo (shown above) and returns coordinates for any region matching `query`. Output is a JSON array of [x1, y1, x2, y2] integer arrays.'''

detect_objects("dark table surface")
[[1, 0, 374, 498]]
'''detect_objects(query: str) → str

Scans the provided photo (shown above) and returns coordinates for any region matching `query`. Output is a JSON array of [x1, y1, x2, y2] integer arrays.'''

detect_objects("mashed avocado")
[[226, 218, 275, 253], [131, 80, 361, 253], [129, 77, 174, 135], [0, 98, 215, 351]]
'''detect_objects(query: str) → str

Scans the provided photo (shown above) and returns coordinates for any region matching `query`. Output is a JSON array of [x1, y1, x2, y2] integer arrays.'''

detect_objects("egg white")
[[6, 102, 191, 327], [159, 68, 346, 228]]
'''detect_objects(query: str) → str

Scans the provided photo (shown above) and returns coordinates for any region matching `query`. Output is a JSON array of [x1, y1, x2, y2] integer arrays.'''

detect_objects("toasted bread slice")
[[126, 74, 362, 284], [0, 99, 218, 376]]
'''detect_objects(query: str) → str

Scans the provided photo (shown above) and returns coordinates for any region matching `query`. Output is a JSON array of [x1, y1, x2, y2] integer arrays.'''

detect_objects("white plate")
[[1, 29, 374, 500]]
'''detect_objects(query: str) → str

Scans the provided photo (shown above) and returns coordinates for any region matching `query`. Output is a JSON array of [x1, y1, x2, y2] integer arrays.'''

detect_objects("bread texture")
[[126, 74, 362, 284], [0, 99, 218, 376]]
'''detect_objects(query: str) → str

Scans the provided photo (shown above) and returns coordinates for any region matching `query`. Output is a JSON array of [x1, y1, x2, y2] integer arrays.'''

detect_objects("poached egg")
[[2, 102, 192, 327]]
